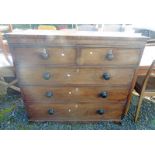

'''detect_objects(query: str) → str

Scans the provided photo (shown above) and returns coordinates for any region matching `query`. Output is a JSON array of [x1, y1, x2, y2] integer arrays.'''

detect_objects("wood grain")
[[5, 30, 147, 121], [13, 47, 76, 65], [27, 102, 125, 121], [17, 67, 134, 86], [80, 48, 141, 65], [21, 86, 129, 102]]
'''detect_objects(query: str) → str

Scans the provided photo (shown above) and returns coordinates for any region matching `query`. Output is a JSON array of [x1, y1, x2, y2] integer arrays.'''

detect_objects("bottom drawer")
[[26, 102, 125, 121]]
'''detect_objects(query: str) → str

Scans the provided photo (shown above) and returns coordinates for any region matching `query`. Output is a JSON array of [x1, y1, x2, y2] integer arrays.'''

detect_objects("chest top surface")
[[5, 30, 148, 49], [5, 30, 147, 40]]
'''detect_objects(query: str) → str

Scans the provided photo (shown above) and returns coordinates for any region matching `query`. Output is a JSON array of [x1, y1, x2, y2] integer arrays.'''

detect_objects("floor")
[[0, 92, 155, 130]]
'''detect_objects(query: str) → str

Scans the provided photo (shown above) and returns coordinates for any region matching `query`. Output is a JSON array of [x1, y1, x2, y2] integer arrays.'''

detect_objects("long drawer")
[[21, 86, 129, 102], [27, 102, 125, 121], [13, 47, 140, 66], [17, 67, 134, 86]]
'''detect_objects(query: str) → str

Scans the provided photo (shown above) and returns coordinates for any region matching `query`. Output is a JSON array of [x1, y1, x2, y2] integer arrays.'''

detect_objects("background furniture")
[[6, 30, 147, 122], [134, 60, 155, 122], [124, 42, 155, 116], [0, 24, 20, 95], [38, 25, 57, 30], [0, 24, 13, 65]]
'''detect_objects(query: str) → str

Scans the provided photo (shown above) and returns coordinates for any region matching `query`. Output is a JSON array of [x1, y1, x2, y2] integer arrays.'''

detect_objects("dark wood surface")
[[12, 47, 141, 66], [13, 47, 77, 65], [80, 48, 141, 65], [27, 102, 125, 121], [17, 67, 134, 86], [21, 86, 129, 103], [6, 30, 147, 121]]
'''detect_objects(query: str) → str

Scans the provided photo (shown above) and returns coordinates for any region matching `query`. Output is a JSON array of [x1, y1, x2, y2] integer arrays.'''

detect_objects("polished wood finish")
[[80, 48, 141, 65], [13, 47, 141, 66], [27, 102, 125, 121], [5, 30, 147, 48], [13, 47, 76, 65], [5, 30, 147, 121], [17, 67, 134, 86], [21, 86, 129, 103]]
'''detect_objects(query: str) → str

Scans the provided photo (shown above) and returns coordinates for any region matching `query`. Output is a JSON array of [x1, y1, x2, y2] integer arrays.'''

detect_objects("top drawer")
[[13, 47, 141, 66], [79, 48, 141, 66], [13, 47, 76, 65]]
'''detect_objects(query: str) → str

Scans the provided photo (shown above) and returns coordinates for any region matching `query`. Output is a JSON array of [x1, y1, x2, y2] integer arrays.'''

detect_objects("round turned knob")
[[43, 72, 51, 80], [106, 50, 114, 60], [99, 91, 108, 98], [103, 72, 111, 80], [45, 91, 53, 97], [40, 48, 49, 59], [48, 109, 54, 115], [96, 109, 105, 115]]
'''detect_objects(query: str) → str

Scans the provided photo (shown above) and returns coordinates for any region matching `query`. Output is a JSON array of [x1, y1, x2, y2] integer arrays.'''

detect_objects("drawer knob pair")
[[106, 50, 114, 60], [48, 109, 54, 115], [48, 109, 104, 115], [40, 48, 49, 59]]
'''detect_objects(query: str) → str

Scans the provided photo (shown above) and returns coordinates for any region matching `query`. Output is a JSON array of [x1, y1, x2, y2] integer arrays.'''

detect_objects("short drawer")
[[13, 47, 76, 65], [21, 86, 129, 102], [27, 102, 125, 121], [79, 48, 141, 66], [17, 67, 134, 86]]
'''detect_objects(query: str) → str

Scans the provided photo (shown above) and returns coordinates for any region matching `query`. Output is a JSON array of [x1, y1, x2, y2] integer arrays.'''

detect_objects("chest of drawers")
[[6, 30, 147, 122]]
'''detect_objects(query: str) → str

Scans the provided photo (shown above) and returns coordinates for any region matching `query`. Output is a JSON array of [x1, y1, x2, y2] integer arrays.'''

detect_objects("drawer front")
[[14, 47, 76, 65], [79, 48, 141, 65], [21, 86, 129, 102], [18, 67, 134, 86], [27, 102, 125, 121]]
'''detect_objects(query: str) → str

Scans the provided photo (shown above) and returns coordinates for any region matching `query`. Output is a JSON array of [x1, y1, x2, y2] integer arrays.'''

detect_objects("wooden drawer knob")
[[48, 109, 54, 115], [43, 72, 51, 80], [99, 91, 108, 98], [106, 50, 114, 60], [45, 91, 53, 97], [103, 72, 111, 80], [40, 48, 49, 59], [96, 109, 105, 115]]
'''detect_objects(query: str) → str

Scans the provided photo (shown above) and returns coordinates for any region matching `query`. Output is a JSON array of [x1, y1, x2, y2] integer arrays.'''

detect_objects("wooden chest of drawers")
[[6, 30, 147, 122]]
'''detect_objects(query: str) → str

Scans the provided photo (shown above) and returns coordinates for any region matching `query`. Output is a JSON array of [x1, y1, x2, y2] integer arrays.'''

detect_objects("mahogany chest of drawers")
[[6, 30, 147, 122]]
